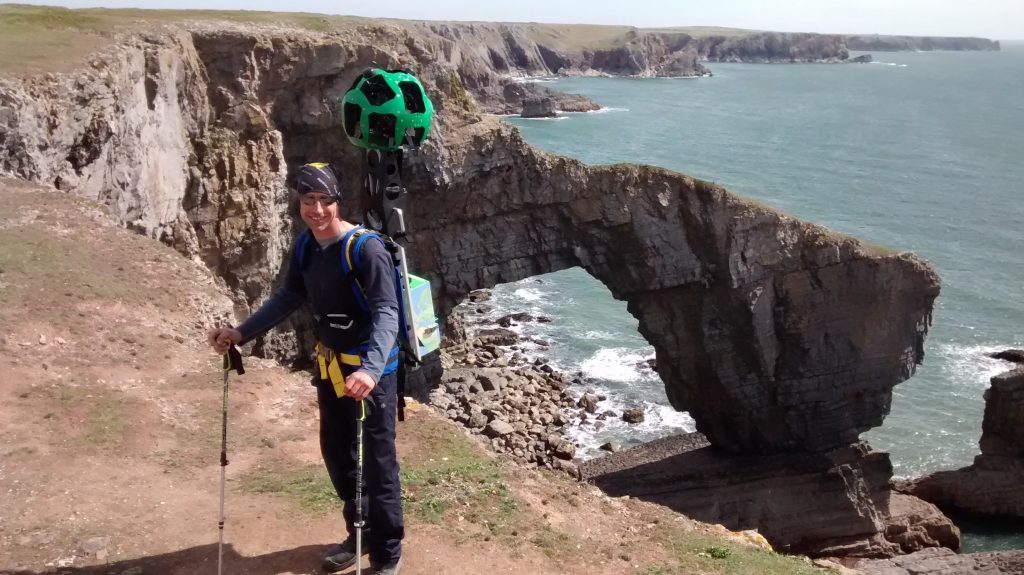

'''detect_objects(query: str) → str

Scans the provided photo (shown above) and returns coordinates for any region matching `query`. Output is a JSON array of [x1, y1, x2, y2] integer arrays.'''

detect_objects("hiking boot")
[[370, 555, 403, 575], [322, 537, 369, 573]]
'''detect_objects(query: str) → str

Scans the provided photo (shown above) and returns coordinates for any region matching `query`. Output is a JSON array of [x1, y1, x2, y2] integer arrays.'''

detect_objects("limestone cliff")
[[0, 18, 945, 557], [0, 17, 940, 456], [688, 32, 849, 63], [845, 35, 1001, 52]]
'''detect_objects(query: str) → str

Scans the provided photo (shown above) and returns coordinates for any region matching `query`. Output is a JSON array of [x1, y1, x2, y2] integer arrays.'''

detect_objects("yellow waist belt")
[[316, 342, 363, 398]]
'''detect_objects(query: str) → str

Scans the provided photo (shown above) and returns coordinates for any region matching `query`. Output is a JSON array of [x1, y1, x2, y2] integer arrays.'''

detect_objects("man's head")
[[296, 163, 343, 237]]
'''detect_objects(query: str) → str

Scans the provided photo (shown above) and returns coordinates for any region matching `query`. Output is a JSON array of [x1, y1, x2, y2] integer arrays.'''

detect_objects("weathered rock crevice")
[[1, 22, 945, 557]]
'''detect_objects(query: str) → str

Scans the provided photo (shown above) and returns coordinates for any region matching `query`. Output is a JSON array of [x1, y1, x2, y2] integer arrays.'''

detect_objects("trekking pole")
[[354, 398, 367, 575], [218, 345, 244, 575]]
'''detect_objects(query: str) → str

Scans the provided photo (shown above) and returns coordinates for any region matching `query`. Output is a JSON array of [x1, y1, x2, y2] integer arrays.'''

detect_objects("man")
[[207, 162, 404, 574]]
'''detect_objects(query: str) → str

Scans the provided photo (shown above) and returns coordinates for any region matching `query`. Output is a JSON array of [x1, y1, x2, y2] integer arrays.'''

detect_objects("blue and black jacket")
[[237, 226, 400, 381]]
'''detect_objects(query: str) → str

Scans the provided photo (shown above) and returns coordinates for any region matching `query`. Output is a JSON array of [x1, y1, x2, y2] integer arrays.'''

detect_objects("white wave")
[[559, 107, 630, 115], [516, 115, 570, 121], [579, 347, 656, 382], [565, 398, 696, 460], [580, 330, 618, 341], [510, 75, 560, 84], [934, 342, 1022, 389], [512, 287, 546, 302], [868, 61, 908, 68]]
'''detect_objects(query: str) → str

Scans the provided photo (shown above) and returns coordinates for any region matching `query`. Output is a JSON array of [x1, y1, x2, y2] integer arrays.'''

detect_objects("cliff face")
[[845, 35, 1001, 52], [691, 32, 849, 63], [0, 22, 941, 455], [405, 22, 711, 80], [0, 21, 944, 555]]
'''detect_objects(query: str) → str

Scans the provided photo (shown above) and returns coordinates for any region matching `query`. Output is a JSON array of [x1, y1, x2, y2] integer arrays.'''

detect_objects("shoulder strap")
[[339, 226, 366, 276], [341, 227, 372, 311], [295, 230, 313, 270], [352, 230, 388, 271]]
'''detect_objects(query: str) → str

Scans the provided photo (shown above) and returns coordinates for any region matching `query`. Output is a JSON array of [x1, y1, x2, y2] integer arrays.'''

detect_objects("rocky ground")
[[0, 179, 832, 575], [429, 291, 656, 477]]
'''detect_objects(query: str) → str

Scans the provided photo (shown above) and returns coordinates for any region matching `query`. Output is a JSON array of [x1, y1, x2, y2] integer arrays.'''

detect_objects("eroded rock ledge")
[[579, 435, 958, 557], [857, 547, 1024, 575]]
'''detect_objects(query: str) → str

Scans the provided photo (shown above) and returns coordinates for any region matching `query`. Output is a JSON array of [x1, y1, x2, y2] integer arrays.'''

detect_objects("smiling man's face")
[[299, 191, 342, 238]]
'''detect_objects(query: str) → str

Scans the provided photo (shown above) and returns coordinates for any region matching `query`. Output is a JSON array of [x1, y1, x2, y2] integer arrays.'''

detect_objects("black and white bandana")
[[296, 163, 341, 199]]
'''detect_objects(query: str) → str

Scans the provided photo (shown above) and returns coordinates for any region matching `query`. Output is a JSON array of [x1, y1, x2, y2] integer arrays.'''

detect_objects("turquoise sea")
[[480, 46, 1024, 551]]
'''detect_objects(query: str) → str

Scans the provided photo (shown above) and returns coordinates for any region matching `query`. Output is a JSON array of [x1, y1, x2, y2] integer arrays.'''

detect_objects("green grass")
[[0, 185, 195, 312], [637, 567, 671, 575], [399, 417, 519, 533], [650, 528, 822, 575], [0, 5, 771, 76], [0, 4, 368, 74], [37, 385, 134, 447], [0, 227, 142, 305], [83, 392, 131, 445], [240, 462, 340, 514], [519, 23, 638, 50], [642, 26, 763, 38], [528, 525, 572, 559]]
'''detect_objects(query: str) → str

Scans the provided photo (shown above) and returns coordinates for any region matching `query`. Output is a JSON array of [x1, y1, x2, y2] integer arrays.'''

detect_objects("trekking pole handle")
[[224, 345, 245, 375]]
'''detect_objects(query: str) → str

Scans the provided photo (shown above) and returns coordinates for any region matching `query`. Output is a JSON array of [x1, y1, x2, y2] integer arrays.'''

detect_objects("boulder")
[[577, 393, 599, 414], [520, 97, 557, 118], [468, 289, 492, 303], [547, 435, 576, 460], [883, 493, 960, 553], [622, 407, 645, 424], [484, 420, 515, 437], [990, 349, 1024, 364]]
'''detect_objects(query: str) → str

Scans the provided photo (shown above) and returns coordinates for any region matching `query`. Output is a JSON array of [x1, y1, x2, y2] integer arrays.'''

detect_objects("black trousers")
[[316, 370, 404, 564]]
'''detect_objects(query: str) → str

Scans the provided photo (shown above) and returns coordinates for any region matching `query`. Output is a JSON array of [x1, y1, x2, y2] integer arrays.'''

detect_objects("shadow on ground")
[[0, 543, 332, 575]]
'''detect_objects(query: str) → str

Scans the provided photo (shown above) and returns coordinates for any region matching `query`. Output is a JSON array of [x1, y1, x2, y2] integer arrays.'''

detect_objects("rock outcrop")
[[502, 82, 600, 115], [0, 19, 945, 557], [580, 435, 958, 557], [883, 493, 960, 554], [991, 349, 1024, 364], [520, 97, 557, 118], [857, 547, 1024, 575], [897, 368, 1024, 519]]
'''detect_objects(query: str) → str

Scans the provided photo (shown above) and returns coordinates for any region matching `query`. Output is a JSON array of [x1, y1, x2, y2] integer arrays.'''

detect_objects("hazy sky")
[[12, 0, 1024, 39]]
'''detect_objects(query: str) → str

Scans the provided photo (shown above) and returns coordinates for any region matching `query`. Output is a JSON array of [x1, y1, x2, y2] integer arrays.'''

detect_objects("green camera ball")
[[341, 68, 435, 150]]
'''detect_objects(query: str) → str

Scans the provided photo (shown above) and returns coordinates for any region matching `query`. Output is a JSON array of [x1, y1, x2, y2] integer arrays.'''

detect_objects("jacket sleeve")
[[356, 238, 400, 382], [236, 247, 307, 344]]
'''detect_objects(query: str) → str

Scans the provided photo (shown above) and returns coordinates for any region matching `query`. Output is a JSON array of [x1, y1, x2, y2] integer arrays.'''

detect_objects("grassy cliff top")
[[0, 3, 372, 74]]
